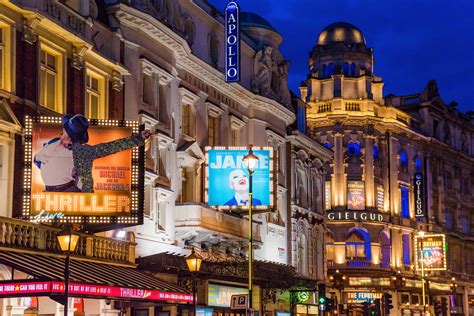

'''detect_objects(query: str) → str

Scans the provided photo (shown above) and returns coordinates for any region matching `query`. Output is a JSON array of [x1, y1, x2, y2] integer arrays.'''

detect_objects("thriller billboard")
[[23, 116, 144, 224], [205, 147, 275, 210], [414, 233, 447, 271]]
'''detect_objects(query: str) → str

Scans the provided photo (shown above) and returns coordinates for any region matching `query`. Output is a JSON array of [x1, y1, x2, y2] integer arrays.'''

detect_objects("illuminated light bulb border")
[[22, 116, 145, 225], [414, 233, 447, 271], [203, 146, 277, 212]]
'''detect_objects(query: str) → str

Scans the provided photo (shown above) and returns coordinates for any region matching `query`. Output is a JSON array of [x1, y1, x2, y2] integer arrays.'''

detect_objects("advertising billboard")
[[23, 116, 144, 224], [205, 147, 275, 210], [207, 283, 247, 307], [415, 234, 447, 271], [347, 181, 365, 210]]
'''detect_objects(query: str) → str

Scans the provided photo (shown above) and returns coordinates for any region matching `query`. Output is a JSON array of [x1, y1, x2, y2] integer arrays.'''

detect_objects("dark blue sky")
[[211, 0, 474, 113]]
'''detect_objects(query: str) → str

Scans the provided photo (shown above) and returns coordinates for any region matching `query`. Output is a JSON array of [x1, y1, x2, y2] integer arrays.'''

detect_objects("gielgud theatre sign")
[[327, 211, 388, 222]]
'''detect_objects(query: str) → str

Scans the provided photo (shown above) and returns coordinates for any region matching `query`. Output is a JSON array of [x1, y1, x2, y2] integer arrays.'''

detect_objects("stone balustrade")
[[0, 216, 135, 264]]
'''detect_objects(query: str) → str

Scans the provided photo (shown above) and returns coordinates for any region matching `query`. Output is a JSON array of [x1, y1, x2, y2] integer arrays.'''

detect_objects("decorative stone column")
[[56, 299, 75, 316]]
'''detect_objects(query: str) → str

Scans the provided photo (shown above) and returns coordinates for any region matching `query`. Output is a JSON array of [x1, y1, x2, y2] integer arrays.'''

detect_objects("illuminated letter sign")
[[414, 172, 425, 218], [225, 1, 240, 82], [327, 211, 386, 223]]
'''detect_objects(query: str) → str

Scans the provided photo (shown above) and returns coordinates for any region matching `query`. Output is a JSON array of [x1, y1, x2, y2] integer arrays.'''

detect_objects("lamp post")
[[56, 226, 80, 316], [418, 230, 427, 316], [185, 249, 202, 316], [242, 145, 259, 311]]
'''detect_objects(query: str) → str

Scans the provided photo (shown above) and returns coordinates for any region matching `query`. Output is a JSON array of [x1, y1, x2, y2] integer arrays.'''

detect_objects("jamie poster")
[[23, 116, 143, 224], [205, 147, 274, 209], [415, 234, 447, 271], [347, 181, 365, 210]]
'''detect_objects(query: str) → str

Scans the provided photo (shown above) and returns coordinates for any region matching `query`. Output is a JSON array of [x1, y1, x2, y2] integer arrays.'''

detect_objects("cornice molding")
[[113, 7, 295, 125]]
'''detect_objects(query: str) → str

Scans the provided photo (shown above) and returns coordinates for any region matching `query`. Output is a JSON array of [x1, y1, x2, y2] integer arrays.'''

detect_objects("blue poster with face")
[[207, 148, 272, 207]]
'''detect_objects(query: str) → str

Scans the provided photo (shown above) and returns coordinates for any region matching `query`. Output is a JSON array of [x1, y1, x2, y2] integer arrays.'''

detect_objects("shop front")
[[0, 250, 192, 316]]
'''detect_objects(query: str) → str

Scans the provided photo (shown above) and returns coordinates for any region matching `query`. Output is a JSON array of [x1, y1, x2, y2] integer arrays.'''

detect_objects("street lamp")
[[242, 145, 259, 311], [185, 249, 202, 316], [417, 230, 427, 316], [56, 226, 80, 316]]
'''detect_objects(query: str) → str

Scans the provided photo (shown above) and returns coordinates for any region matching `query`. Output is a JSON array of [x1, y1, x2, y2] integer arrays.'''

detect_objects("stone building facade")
[[0, 1, 330, 316], [301, 22, 474, 316]]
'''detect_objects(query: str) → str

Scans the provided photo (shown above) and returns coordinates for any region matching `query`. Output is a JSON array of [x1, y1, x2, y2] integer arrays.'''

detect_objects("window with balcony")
[[86, 68, 107, 119], [400, 186, 410, 218], [40, 43, 64, 113], [345, 229, 371, 261]]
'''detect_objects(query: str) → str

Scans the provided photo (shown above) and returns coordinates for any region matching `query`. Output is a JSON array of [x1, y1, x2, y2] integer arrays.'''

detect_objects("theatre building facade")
[[301, 22, 474, 315], [0, 0, 331, 316]]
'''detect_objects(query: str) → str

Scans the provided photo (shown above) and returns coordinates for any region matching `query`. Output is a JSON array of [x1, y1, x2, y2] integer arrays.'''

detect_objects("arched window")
[[347, 142, 361, 157], [298, 233, 308, 275], [350, 63, 356, 76], [345, 229, 371, 260], [380, 232, 390, 267], [373, 145, 380, 159], [343, 63, 349, 76], [326, 231, 335, 262], [209, 33, 219, 67], [399, 150, 408, 168], [414, 156, 422, 171], [184, 18, 195, 48], [328, 63, 335, 76]]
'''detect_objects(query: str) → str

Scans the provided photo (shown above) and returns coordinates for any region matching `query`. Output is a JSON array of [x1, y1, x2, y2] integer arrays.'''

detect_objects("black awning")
[[0, 250, 192, 303]]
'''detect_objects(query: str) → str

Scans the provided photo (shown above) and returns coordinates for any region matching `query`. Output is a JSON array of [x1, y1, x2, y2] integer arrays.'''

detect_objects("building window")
[[142, 74, 154, 106], [444, 208, 453, 229], [323, 142, 332, 150], [209, 33, 219, 67], [414, 156, 422, 171], [380, 232, 390, 267], [444, 171, 452, 190], [297, 104, 306, 133], [373, 145, 380, 159], [182, 104, 193, 136], [326, 231, 335, 262], [40, 44, 64, 113], [85, 68, 107, 119], [230, 129, 239, 146], [0, 27, 4, 89], [208, 115, 219, 146], [345, 229, 371, 260], [400, 186, 410, 218], [461, 177, 469, 196], [399, 150, 408, 171], [347, 142, 361, 157], [184, 18, 195, 48], [402, 234, 410, 265], [0, 20, 12, 92]]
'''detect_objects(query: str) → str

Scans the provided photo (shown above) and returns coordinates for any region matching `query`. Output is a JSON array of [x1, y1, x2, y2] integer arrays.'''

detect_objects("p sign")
[[230, 294, 248, 310], [225, 1, 240, 82]]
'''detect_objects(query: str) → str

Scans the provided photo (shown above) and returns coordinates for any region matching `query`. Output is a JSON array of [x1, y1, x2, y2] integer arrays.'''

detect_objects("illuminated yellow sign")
[[23, 116, 144, 224], [414, 234, 447, 271]]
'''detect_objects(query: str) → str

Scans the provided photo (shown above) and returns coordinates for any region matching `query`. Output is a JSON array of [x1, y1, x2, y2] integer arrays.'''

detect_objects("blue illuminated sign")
[[225, 1, 240, 82], [414, 172, 425, 218], [206, 148, 274, 208]]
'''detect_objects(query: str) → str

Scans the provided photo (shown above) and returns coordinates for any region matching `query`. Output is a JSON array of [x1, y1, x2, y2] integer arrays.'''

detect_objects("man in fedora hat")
[[35, 114, 151, 193]]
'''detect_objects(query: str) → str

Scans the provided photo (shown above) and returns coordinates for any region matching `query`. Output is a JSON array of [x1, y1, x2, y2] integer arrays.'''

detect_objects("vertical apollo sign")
[[414, 172, 425, 218], [225, 1, 240, 82]]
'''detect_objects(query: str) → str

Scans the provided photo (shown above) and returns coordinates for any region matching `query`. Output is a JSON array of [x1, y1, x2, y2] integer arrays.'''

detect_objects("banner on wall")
[[347, 181, 365, 210], [205, 147, 275, 210], [414, 234, 447, 271], [23, 116, 144, 225]]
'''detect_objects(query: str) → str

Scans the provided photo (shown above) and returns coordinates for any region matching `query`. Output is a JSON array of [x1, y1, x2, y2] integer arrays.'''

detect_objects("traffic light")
[[333, 273, 345, 290], [327, 298, 336, 312], [363, 302, 369, 316], [383, 292, 393, 313], [441, 297, 448, 316], [318, 295, 328, 311], [434, 300, 442, 316], [374, 299, 381, 316]]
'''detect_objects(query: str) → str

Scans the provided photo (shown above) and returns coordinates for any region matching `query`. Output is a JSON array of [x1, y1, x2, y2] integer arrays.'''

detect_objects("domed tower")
[[302, 22, 384, 105], [240, 12, 282, 48]]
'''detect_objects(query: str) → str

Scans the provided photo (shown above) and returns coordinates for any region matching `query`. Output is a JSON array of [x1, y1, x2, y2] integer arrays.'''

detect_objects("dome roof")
[[317, 22, 366, 46], [240, 12, 278, 33]]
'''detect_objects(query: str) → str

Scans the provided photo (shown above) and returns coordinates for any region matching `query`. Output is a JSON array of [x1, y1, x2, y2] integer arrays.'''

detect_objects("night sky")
[[210, 0, 474, 113]]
